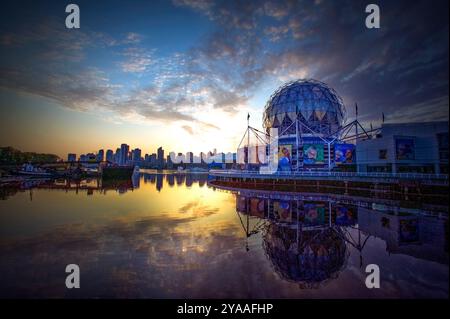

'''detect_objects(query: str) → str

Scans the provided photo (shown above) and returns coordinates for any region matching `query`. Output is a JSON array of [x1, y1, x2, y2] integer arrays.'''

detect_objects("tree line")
[[0, 147, 59, 164]]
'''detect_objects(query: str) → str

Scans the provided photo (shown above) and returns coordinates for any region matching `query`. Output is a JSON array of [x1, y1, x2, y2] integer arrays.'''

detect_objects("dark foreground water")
[[0, 171, 448, 298]]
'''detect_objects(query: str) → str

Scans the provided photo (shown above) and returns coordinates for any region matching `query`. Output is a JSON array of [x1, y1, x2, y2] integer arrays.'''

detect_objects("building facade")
[[356, 121, 448, 174]]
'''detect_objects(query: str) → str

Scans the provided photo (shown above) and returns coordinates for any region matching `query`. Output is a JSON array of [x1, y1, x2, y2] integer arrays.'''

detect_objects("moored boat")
[[16, 164, 53, 177]]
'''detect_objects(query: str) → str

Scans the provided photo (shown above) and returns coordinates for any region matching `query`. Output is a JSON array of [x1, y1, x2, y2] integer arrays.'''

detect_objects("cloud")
[[386, 96, 449, 123], [263, 1, 291, 19], [120, 47, 154, 73], [182, 125, 194, 135], [0, 66, 117, 112], [264, 25, 290, 42], [0, 0, 448, 133], [124, 32, 143, 44]]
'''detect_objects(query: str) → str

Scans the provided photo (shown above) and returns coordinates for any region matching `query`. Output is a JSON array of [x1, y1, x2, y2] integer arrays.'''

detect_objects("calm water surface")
[[0, 171, 448, 298]]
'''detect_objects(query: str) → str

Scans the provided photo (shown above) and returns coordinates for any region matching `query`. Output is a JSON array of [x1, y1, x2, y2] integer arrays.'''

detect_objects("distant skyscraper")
[[120, 143, 129, 165], [106, 149, 114, 162], [97, 149, 104, 162], [177, 152, 185, 164], [132, 148, 142, 162], [115, 148, 121, 164], [157, 147, 164, 169], [67, 153, 76, 162], [150, 153, 157, 166], [169, 151, 176, 164], [186, 152, 193, 164], [200, 152, 205, 164], [86, 153, 96, 162], [166, 154, 173, 169]]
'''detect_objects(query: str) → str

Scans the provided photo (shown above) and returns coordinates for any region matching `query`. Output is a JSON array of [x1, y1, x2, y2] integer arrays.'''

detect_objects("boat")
[[16, 164, 53, 177]]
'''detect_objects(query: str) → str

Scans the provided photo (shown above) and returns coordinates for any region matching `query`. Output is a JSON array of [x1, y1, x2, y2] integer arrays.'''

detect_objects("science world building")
[[217, 77, 448, 195], [236, 79, 449, 175], [256, 79, 357, 172]]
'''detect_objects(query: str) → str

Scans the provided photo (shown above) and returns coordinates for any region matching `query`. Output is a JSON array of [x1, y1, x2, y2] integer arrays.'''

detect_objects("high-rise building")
[[97, 149, 104, 162], [115, 148, 121, 164], [106, 149, 114, 162], [186, 152, 193, 164], [157, 147, 164, 169], [132, 148, 142, 162], [169, 151, 176, 164], [67, 153, 76, 162], [166, 154, 173, 169], [86, 153, 96, 162], [120, 143, 129, 165], [200, 152, 205, 164], [177, 152, 185, 164], [150, 153, 157, 166]]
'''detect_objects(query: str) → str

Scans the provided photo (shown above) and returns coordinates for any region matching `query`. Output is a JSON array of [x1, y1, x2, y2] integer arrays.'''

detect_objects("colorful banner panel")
[[396, 138, 415, 160], [278, 145, 292, 170], [273, 201, 291, 222], [335, 144, 355, 164], [303, 144, 324, 164], [304, 203, 326, 225], [335, 206, 357, 226], [250, 198, 266, 218]]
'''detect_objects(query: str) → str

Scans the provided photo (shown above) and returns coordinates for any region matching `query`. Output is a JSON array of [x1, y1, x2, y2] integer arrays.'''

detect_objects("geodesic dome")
[[263, 224, 348, 287], [263, 79, 346, 136]]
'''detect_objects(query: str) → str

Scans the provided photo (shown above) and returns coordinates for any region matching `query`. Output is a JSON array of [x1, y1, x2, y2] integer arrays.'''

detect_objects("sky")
[[0, 0, 448, 158]]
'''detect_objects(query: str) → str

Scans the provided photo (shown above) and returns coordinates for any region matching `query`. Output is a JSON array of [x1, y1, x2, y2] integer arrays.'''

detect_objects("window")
[[379, 149, 387, 159], [395, 138, 415, 160]]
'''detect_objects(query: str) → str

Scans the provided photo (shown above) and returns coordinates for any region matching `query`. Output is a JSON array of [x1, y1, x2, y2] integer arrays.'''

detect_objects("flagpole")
[[247, 113, 250, 168], [355, 102, 358, 143]]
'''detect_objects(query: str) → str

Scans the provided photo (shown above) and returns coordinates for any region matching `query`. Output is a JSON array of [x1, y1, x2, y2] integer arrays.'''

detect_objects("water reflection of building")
[[234, 189, 448, 287], [236, 194, 352, 287], [1, 173, 210, 200], [132, 172, 140, 189], [140, 171, 208, 192], [264, 224, 347, 288], [358, 207, 449, 264]]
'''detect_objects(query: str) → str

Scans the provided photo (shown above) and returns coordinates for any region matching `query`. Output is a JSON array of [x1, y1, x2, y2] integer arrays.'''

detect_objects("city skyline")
[[67, 143, 235, 163], [1, 0, 448, 158]]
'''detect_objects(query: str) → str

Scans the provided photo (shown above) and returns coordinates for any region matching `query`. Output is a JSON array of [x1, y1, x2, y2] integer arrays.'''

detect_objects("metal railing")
[[209, 169, 449, 180]]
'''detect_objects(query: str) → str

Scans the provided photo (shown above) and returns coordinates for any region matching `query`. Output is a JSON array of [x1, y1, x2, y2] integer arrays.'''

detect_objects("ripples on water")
[[0, 170, 448, 298]]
